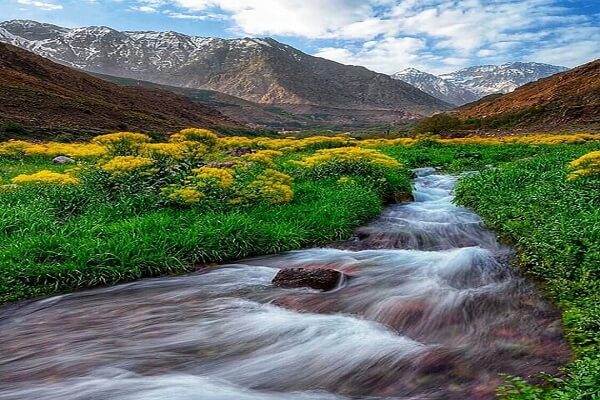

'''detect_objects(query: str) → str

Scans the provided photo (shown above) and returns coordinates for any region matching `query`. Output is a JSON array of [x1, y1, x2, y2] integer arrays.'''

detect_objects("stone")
[[393, 190, 415, 204], [52, 156, 75, 164], [272, 268, 343, 291], [227, 147, 255, 157]]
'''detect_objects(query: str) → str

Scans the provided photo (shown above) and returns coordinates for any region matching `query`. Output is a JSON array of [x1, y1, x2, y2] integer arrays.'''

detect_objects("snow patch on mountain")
[[392, 68, 479, 106], [439, 62, 569, 97]]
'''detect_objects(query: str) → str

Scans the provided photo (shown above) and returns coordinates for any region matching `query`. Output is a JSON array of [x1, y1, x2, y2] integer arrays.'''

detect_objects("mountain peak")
[[0, 20, 449, 117], [392, 68, 478, 106], [440, 62, 568, 97]]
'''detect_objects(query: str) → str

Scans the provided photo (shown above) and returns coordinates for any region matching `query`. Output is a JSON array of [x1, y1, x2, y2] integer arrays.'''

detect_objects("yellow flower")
[[296, 147, 401, 169], [163, 187, 204, 204], [567, 151, 600, 180], [245, 169, 294, 204], [141, 143, 186, 159], [11, 170, 80, 185], [337, 177, 355, 184], [241, 150, 283, 166], [170, 128, 218, 147], [92, 132, 151, 145], [100, 156, 154, 177], [193, 166, 234, 188]]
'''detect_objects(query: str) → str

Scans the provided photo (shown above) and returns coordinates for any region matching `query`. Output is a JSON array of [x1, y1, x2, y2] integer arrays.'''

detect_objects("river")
[[0, 168, 571, 399]]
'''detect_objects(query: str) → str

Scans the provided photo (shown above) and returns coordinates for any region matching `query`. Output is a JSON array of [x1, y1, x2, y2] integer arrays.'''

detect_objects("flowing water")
[[0, 168, 571, 399]]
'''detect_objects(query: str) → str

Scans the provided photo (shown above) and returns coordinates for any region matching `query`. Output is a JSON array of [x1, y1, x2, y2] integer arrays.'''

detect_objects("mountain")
[[453, 59, 600, 128], [93, 73, 417, 131], [0, 20, 449, 119], [392, 68, 479, 106], [0, 42, 244, 135], [440, 62, 568, 97]]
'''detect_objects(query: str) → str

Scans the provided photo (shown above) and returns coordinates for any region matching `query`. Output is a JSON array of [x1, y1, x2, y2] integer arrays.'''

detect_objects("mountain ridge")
[[392, 63, 568, 106], [0, 19, 449, 117], [452, 58, 600, 128], [0, 42, 245, 135]]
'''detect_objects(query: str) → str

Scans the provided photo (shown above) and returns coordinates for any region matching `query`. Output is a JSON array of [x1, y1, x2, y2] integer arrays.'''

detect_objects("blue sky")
[[1, 0, 599, 74]]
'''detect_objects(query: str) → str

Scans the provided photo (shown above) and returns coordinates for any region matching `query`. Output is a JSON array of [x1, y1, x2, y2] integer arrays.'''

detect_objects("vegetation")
[[0, 130, 412, 303], [455, 143, 600, 399], [2, 131, 600, 398]]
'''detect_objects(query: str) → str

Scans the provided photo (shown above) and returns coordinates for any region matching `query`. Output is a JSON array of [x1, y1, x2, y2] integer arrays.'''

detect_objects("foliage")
[[568, 150, 600, 180], [11, 170, 80, 185], [0, 130, 411, 304], [413, 113, 462, 134]]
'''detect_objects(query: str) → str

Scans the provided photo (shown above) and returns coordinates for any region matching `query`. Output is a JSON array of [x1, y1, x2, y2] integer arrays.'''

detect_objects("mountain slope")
[[0, 42, 243, 134], [93, 73, 425, 131], [453, 59, 600, 127], [392, 68, 479, 106], [440, 62, 568, 97], [0, 20, 449, 117]]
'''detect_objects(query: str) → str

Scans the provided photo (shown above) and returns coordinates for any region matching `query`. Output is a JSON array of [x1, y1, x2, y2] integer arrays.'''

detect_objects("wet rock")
[[386, 190, 414, 204], [227, 147, 255, 157], [272, 268, 342, 291], [394, 190, 415, 204], [204, 161, 235, 168], [52, 155, 75, 164]]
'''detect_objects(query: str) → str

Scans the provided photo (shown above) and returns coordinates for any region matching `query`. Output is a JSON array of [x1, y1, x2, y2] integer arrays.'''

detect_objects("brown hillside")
[[0, 42, 244, 134], [453, 59, 600, 127]]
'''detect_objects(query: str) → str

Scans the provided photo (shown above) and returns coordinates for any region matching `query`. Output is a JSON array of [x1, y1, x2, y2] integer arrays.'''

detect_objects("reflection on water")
[[0, 168, 570, 399]]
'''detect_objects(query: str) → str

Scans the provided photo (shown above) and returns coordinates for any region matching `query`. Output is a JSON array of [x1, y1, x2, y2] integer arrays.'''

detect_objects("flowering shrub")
[[568, 151, 600, 180], [193, 166, 234, 189], [294, 147, 401, 181], [141, 143, 187, 159], [0, 141, 106, 159], [243, 169, 294, 205], [11, 170, 80, 185], [100, 156, 155, 178], [241, 150, 283, 166], [92, 132, 151, 156], [170, 128, 218, 148], [161, 186, 204, 205]]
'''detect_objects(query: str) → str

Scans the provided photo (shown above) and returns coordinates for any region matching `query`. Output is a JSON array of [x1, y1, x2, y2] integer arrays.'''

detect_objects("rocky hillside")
[[453, 59, 600, 127], [0, 20, 449, 117], [0, 42, 244, 135], [93, 73, 415, 131], [440, 62, 568, 97], [392, 68, 479, 106]]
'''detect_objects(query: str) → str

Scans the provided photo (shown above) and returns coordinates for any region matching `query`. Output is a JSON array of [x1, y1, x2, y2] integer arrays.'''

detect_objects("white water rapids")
[[0, 168, 570, 399]]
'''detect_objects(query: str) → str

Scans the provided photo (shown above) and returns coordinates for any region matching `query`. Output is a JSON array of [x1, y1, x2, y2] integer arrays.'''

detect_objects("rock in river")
[[272, 268, 343, 291]]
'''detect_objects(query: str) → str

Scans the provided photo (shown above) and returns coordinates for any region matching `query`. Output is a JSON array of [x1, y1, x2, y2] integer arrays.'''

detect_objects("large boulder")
[[272, 268, 343, 291], [52, 156, 75, 164]]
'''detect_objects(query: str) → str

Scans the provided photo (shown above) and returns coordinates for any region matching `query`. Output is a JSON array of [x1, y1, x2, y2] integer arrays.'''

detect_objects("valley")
[[0, 10, 599, 400]]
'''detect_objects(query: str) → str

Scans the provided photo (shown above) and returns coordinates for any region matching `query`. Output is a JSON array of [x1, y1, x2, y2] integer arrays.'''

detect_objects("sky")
[[1, 0, 599, 75]]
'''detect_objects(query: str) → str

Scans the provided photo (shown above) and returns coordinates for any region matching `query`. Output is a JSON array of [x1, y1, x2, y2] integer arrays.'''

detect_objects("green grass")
[[0, 153, 408, 303], [454, 143, 600, 399], [2, 141, 599, 397]]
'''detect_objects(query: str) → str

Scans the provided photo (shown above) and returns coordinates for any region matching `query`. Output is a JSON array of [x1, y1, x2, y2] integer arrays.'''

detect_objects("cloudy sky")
[[1, 0, 599, 74]]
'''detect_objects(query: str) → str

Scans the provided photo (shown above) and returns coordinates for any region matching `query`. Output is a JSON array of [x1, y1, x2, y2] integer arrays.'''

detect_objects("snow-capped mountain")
[[0, 19, 449, 116], [439, 62, 569, 97], [392, 68, 479, 106]]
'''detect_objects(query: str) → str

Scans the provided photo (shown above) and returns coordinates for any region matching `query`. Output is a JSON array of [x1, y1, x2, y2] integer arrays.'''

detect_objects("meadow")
[[1, 130, 599, 398]]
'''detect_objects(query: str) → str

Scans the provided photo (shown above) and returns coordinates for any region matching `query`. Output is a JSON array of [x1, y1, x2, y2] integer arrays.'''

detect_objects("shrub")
[[170, 128, 218, 148], [568, 150, 600, 180], [414, 113, 462, 134], [11, 170, 80, 185]]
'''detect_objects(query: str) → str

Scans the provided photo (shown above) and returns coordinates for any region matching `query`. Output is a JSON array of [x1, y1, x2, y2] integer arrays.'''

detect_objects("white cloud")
[[16, 0, 63, 10], [129, 0, 600, 73]]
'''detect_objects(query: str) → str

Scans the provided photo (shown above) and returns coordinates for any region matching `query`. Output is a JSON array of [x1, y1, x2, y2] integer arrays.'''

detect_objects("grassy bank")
[[0, 132, 411, 303], [454, 144, 600, 399]]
